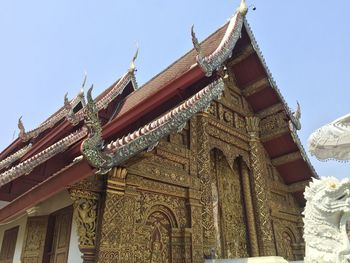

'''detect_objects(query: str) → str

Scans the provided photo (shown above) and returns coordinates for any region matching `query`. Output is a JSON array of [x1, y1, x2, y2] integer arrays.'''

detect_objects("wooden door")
[[47, 206, 73, 263], [0, 226, 19, 263]]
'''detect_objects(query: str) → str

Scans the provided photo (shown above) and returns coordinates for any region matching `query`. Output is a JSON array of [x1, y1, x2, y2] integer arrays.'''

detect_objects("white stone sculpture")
[[308, 113, 350, 161], [303, 177, 350, 263]]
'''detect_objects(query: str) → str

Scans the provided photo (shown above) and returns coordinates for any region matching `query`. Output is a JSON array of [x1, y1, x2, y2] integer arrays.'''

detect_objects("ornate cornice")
[[81, 78, 225, 174], [191, 9, 245, 77], [0, 129, 87, 187], [0, 144, 32, 171]]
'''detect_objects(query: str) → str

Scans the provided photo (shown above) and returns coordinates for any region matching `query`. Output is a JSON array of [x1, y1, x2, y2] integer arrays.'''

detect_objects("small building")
[[0, 1, 316, 262]]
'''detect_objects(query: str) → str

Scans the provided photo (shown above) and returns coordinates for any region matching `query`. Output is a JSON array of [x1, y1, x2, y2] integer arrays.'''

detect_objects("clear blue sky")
[[0, 1, 349, 178]]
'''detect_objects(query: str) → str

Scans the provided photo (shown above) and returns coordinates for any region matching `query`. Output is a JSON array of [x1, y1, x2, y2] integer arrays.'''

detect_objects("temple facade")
[[0, 1, 316, 262]]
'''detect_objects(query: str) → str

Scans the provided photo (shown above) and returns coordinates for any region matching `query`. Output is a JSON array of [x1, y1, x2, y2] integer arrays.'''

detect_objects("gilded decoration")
[[196, 113, 216, 254], [273, 218, 300, 261], [210, 150, 249, 258], [246, 116, 276, 256], [240, 159, 259, 256], [69, 189, 99, 248], [97, 172, 190, 263], [260, 111, 289, 139]]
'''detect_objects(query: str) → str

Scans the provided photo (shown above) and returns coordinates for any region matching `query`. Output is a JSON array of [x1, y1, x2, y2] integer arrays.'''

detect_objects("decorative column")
[[246, 117, 276, 256], [240, 159, 260, 256], [197, 113, 216, 257], [188, 187, 204, 263], [97, 167, 137, 262], [69, 188, 99, 263]]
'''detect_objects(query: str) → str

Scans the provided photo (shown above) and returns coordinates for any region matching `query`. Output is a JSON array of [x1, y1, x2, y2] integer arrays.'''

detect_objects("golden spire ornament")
[[238, 0, 248, 16], [128, 45, 139, 73]]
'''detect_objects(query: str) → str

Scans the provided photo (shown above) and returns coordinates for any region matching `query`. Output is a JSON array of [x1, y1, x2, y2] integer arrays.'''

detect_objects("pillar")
[[246, 116, 276, 256]]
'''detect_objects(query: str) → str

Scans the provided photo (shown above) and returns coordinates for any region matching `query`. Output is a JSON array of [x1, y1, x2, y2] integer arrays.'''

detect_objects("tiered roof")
[[0, 0, 317, 222]]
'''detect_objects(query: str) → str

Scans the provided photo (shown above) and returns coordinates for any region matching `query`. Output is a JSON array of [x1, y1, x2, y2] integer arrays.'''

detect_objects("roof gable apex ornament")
[[64, 73, 88, 125], [128, 45, 139, 74], [18, 116, 26, 139], [238, 0, 249, 16], [190, 1, 245, 77], [290, 101, 302, 130]]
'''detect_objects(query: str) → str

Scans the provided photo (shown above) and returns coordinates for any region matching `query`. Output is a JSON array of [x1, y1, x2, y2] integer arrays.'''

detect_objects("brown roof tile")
[[118, 23, 229, 116]]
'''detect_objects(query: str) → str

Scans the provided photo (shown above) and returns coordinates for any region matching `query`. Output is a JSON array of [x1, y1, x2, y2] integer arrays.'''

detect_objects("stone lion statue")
[[303, 177, 350, 263]]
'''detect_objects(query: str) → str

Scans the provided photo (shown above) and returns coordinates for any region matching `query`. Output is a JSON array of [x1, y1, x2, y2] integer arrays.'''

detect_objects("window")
[[0, 226, 19, 263]]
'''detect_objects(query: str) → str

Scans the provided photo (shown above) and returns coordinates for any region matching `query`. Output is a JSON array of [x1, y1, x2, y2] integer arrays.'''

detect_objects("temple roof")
[[0, 1, 317, 222]]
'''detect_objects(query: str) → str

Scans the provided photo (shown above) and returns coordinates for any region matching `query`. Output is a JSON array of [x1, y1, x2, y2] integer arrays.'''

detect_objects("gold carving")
[[241, 159, 260, 256], [260, 112, 289, 140], [246, 116, 276, 256], [107, 167, 127, 195], [273, 218, 300, 261], [196, 114, 216, 255], [211, 150, 249, 258], [234, 113, 246, 132], [69, 189, 98, 248]]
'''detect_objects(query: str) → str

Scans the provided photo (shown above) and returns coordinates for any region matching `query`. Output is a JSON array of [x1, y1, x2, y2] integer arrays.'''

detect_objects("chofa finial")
[[238, 0, 248, 16], [294, 101, 301, 121], [128, 45, 139, 73], [18, 116, 25, 135], [291, 101, 302, 130], [191, 25, 203, 56], [80, 71, 87, 96]]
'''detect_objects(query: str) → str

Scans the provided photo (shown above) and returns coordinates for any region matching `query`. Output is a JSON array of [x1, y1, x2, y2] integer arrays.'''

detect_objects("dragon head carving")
[[80, 86, 112, 174], [303, 177, 350, 263]]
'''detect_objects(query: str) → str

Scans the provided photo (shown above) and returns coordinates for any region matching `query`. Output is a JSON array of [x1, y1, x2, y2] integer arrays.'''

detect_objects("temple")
[[0, 1, 316, 262]]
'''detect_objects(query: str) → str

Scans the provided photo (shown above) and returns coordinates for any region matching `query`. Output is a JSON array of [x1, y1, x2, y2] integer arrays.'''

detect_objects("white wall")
[[67, 218, 82, 263], [0, 190, 82, 263], [0, 213, 28, 263]]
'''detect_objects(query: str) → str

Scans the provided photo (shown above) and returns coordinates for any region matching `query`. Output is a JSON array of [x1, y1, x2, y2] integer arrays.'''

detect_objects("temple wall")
[[91, 79, 306, 262]]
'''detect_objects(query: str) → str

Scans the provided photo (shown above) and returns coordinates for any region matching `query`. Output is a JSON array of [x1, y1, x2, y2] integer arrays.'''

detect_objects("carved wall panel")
[[21, 216, 49, 263], [260, 112, 289, 140], [196, 113, 216, 255], [169, 121, 190, 149], [273, 218, 299, 261], [210, 150, 249, 258], [264, 156, 305, 260], [246, 117, 276, 256], [97, 174, 190, 263]]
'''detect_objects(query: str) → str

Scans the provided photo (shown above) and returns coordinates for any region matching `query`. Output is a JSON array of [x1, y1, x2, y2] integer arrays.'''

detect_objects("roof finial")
[[18, 116, 25, 135], [128, 44, 139, 73], [238, 0, 248, 16], [292, 101, 302, 130], [64, 92, 70, 106], [191, 25, 203, 56], [79, 71, 87, 98]]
